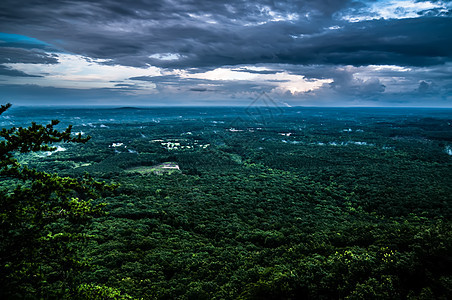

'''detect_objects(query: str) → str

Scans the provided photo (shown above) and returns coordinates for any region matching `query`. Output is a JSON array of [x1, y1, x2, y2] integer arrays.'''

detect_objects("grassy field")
[[125, 162, 181, 175]]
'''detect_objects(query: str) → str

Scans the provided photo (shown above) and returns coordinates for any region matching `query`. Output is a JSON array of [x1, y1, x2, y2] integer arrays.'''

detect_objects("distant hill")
[[114, 106, 142, 110]]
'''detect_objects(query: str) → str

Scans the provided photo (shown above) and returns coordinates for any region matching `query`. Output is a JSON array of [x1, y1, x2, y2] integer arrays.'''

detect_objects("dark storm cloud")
[[128, 73, 267, 96], [0, 65, 43, 77], [3, 0, 450, 69], [287, 64, 389, 96], [416, 80, 439, 94], [232, 68, 283, 74], [129, 75, 226, 86], [114, 83, 136, 87], [0, 83, 182, 106], [312, 17, 452, 67], [331, 75, 386, 96], [0, 83, 125, 104], [0, 0, 347, 28], [265, 79, 291, 82], [0, 0, 344, 59], [189, 87, 208, 92], [129, 75, 181, 82], [0, 47, 58, 64]]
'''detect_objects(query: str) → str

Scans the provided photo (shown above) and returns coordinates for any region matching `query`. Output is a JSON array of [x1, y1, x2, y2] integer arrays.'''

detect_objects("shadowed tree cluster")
[[0, 103, 126, 299]]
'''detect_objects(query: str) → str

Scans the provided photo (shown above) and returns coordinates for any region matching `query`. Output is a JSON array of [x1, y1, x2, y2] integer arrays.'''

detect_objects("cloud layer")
[[1, 0, 451, 106]]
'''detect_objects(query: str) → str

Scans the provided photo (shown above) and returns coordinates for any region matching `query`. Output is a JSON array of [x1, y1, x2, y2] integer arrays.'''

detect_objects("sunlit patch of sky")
[[186, 67, 332, 94], [2, 46, 333, 96], [3, 53, 162, 91]]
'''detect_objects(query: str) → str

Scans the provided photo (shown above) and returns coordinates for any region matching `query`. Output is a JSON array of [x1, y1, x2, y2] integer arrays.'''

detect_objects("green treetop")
[[0, 103, 116, 299]]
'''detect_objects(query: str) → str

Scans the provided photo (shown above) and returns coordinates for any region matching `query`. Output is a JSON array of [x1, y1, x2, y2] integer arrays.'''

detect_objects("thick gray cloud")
[[1, 0, 450, 69], [129, 75, 182, 82], [232, 68, 284, 74], [128, 74, 264, 94], [0, 84, 125, 105], [330, 71, 386, 96], [417, 80, 439, 95], [0, 48, 58, 65], [189, 87, 208, 92]]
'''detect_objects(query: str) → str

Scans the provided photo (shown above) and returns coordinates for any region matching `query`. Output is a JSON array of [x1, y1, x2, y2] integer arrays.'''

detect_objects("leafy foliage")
[[0, 104, 117, 298]]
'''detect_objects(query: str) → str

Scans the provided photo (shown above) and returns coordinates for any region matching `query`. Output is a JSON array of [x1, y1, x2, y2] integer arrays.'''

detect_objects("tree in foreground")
[[0, 103, 123, 298]]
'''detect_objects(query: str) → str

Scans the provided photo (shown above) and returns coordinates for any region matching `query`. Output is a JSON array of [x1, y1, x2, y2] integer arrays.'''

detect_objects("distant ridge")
[[114, 106, 142, 110]]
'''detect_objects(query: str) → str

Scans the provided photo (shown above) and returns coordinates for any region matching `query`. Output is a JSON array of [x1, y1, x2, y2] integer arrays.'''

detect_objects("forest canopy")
[[1, 105, 451, 299]]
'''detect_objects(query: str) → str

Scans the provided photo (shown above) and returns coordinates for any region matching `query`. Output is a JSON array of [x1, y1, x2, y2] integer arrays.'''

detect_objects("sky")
[[0, 0, 452, 107]]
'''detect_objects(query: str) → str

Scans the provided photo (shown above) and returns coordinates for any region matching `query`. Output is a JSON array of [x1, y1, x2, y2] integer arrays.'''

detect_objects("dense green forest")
[[1, 106, 451, 299]]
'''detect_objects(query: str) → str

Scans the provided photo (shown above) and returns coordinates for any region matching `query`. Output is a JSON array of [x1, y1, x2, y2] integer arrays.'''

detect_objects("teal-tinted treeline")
[[4, 107, 451, 299]]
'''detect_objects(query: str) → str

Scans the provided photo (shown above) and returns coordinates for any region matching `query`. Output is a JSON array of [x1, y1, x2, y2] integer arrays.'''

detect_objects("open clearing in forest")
[[125, 162, 181, 175]]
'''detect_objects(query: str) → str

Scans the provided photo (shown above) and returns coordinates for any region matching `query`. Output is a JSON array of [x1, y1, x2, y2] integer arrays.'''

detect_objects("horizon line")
[[8, 104, 452, 109]]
